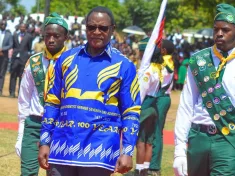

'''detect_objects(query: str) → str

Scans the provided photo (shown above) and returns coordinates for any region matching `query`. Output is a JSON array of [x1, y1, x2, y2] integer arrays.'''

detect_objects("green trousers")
[[187, 128, 235, 176], [138, 96, 158, 144], [21, 115, 41, 176], [149, 95, 171, 171]]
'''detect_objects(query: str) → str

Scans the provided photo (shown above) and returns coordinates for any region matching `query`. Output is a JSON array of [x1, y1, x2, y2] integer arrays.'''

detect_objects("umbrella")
[[122, 25, 146, 35], [196, 28, 213, 37]]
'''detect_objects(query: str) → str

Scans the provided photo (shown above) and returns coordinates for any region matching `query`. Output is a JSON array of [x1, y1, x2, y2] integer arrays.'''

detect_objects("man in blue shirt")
[[38, 6, 141, 176]]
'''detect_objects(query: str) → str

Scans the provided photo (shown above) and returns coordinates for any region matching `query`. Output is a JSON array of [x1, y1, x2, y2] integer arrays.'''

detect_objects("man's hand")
[[38, 145, 50, 170], [0, 48, 3, 56], [114, 154, 133, 174], [173, 156, 188, 176]]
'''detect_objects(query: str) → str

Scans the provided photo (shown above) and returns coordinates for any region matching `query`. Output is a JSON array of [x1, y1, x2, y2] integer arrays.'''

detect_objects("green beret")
[[138, 37, 149, 51], [214, 3, 235, 24], [44, 12, 68, 31]]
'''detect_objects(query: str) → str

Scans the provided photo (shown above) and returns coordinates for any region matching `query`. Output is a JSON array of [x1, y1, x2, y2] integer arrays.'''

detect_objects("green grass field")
[[0, 90, 180, 175]]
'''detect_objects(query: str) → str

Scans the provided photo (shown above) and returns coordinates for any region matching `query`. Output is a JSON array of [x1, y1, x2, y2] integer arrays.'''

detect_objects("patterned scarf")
[[213, 45, 235, 78], [44, 46, 67, 100]]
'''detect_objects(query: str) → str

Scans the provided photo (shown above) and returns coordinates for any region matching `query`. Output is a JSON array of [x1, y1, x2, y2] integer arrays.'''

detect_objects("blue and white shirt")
[[40, 43, 141, 171]]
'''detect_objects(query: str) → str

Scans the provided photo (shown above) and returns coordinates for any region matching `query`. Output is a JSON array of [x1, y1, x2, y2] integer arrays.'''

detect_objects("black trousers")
[[9, 58, 25, 96], [48, 164, 113, 176], [0, 55, 9, 92]]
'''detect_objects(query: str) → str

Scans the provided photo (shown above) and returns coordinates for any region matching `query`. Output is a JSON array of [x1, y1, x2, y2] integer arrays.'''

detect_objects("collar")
[[78, 42, 112, 60], [19, 32, 25, 36], [44, 46, 67, 60], [215, 46, 235, 56], [213, 45, 235, 78]]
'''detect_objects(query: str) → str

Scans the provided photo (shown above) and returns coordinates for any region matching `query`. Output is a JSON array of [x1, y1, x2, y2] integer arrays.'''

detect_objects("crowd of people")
[[1, 2, 235, 176]]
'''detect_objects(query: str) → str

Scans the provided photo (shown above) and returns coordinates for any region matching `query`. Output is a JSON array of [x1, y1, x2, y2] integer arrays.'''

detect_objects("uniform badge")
[[206, 101, 213, 108], [210, 72, 216, 79], [213, 97, 220, 104], [204, 52, 210, 57], [226, 106, 233, 112], [193, 69, 198, 76], [226, 14, 234, 23], [208, 87, 214, 93], [38, 70, 43, 74], [214, 83, 221, 89], [143, 77, 149, 82], [145, 72, 150, 76], [208, 63, 213, 67], [199, 66, 206, 71], [229, 123, 235, 130], [38, 92, 44, 98], [220, 94, 227, 100], [36, 82, 41, 86], [204, 76, 209, 82], [213, 114, 220, 121], [221, 126, 230, 135], [201, 91, 207, 98], [220, 110, 226, 116], [33, 65, 40, 73], [32, 55, 40, 63], [197, 58, 206, 67], [196, 55, 202, 60]]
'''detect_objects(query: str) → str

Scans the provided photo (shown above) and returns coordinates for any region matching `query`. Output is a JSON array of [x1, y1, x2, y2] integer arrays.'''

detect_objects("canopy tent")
[[122, 25, 146, 35], [196, 28, 213, 37]]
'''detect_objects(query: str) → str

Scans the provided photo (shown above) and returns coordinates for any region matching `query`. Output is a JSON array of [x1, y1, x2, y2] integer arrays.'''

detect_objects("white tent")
[[122, 25, 146, 35]]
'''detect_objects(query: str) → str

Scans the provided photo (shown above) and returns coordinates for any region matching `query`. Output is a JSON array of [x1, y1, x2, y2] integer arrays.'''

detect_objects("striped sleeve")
[[119, 61, 141, 156]]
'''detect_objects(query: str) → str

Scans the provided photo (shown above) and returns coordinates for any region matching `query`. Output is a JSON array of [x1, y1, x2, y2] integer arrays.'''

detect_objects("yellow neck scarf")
[[44, 46, 67, 60], [44, 46, 67, 100], [213, 45, 235, 78], [162, 55, 174, 70], [151, 63, 163, 83]]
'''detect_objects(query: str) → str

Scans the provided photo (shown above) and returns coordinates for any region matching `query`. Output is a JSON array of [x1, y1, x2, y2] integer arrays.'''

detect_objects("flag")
[[138, 0, 168, 77], [156, 16, 166, 48]]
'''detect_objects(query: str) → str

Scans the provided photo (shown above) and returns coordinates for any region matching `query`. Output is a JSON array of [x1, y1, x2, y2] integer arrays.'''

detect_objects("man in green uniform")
[[15, 12, 68, 176], [174, 3, 235, 176]]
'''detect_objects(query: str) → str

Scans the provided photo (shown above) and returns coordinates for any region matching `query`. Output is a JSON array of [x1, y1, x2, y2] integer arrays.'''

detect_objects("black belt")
[[191, 123, 218, 135]]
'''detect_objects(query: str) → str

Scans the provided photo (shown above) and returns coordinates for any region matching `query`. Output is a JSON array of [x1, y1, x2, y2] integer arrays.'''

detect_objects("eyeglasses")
[[86, 25, 112, 32]]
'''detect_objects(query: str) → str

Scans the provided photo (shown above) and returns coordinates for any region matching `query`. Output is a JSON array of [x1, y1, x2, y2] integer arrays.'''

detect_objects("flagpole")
[[138, 0, 168, 77]]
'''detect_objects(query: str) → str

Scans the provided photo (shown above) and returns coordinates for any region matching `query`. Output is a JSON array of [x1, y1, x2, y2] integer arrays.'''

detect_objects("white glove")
[[15, 119, 25, 157], [173, 156, 188, 176]]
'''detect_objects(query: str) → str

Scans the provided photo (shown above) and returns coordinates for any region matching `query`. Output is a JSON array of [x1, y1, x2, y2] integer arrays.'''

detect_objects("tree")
[[1, 0, 27, 15], [124, 0, 160, 31], [31, 0, 131, 30], [5, 0, 18, 6], [9, 4, 27, 15], [28, 0, 235, 34], [164, 0, 210, 33], [0, 1, 7, 12]]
